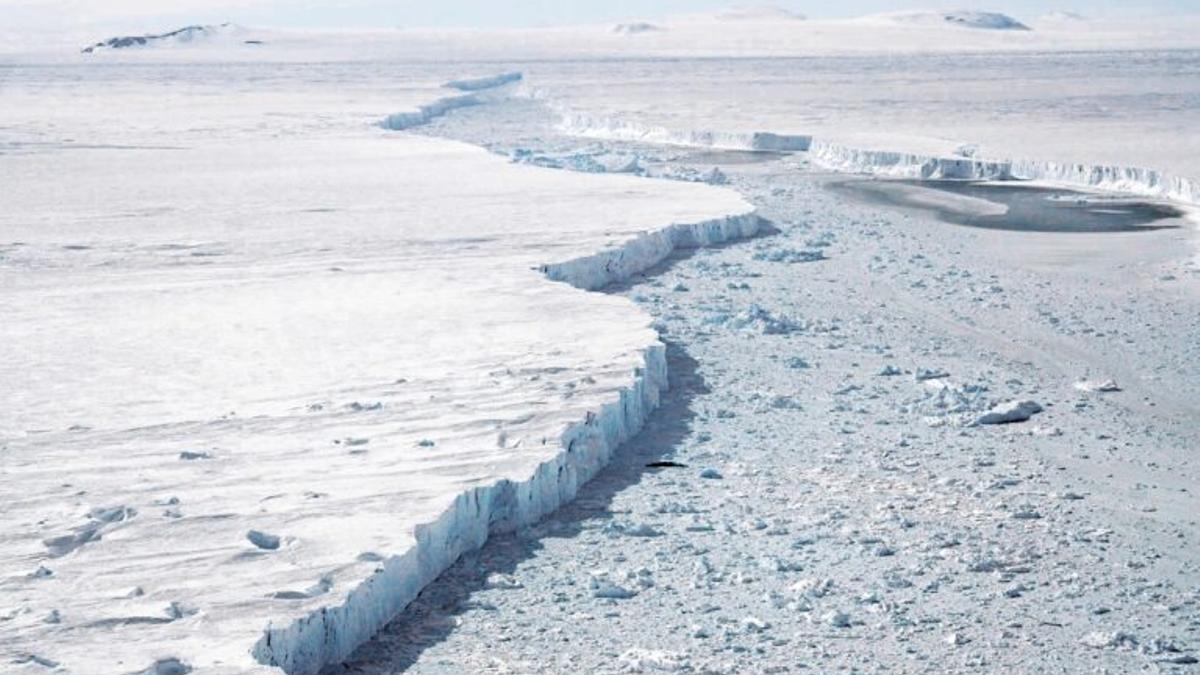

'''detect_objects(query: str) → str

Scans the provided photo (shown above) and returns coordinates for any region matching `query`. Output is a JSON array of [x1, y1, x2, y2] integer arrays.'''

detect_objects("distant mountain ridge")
[[868, 10, 1031, 31], [613, 22, 663, 35], [715, 5, 807, 21], [82, 23, 260, 53]]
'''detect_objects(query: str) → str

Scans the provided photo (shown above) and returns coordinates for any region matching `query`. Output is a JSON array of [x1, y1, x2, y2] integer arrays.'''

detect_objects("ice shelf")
[[0, 69, 755, 674]]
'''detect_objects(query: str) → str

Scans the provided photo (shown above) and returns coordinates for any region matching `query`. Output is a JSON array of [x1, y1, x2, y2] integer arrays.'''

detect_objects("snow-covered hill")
[[865, 10, 1031, 30], [1040, 11, 1088, 22], [81, 23, 260, 53], [613, 22, 664, 35], [715, 5, 806, 22]]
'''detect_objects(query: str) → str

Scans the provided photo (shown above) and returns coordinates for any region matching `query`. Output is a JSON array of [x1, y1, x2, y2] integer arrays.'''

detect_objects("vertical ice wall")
[[809, 140, 1200, 204], [546, 101, 1199, 207], [248, 206, 761, 674]]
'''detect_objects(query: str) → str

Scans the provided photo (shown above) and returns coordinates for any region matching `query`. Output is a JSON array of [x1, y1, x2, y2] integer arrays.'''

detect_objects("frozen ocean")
[[2, 7, 1199, 675]]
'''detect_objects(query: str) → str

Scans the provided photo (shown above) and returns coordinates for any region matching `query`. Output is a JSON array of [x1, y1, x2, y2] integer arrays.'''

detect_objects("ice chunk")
[[975, 400, 1044, 425]]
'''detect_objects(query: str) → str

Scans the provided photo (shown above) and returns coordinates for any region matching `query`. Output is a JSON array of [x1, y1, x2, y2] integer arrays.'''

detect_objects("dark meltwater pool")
[[830, 178, 1187, 233]]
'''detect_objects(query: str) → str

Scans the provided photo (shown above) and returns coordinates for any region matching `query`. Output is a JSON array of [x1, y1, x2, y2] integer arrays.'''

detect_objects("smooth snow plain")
[[4, 11, 1200, 675], [0, 63, 754, 674]]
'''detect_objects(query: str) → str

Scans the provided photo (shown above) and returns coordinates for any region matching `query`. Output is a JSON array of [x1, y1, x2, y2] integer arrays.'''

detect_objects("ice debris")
[[975, 400, 1044, 425], [1074, 379, 1121, 393], [246, 530, 281, 551]]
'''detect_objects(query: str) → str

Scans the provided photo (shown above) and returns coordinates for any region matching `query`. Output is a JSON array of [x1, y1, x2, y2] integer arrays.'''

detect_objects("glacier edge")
[[250, 211, 764, 674]]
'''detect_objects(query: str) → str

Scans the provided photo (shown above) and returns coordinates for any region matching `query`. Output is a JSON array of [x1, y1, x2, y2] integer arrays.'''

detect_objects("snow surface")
[[0, 66, 753, 674]]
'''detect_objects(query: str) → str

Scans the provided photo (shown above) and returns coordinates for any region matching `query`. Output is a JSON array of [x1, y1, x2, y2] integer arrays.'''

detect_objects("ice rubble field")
[[0, 64, 753, 674], [2, 11, 1200, 675], [341, 105, 1200, 672]]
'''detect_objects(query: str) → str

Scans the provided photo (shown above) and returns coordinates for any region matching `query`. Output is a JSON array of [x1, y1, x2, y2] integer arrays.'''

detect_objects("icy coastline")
[[551, 108, 1200, 208], [0, 65, 759, 675], [335, 123, 1200, 673], [249, 84, 763, 667], [253, 211, 764, 674], [256, 79, 763, 672], [557, 108, 811, 152], [382, 72, 524, 131], [810, 141, 1200, 205], [7, 27, 1200, 675]]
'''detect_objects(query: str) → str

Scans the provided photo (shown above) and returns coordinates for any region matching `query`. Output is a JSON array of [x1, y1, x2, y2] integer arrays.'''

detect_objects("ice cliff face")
[[235, 75, 766, 675], [382, 95, 483, 130], [557, 110, 810, 152], [809, 141, 1200, 205], [382, 73, 524, 131], [445, 72, 523, 92], [251, 211, 764, 674], [548, 100, 1198, 207]]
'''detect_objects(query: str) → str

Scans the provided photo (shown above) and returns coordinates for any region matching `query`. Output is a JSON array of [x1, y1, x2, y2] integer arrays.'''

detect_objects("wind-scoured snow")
[[0, 68, 754, 675]]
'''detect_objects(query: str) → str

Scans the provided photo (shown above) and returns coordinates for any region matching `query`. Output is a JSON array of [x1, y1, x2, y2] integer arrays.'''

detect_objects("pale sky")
[[0, 0, 1194, 32]]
